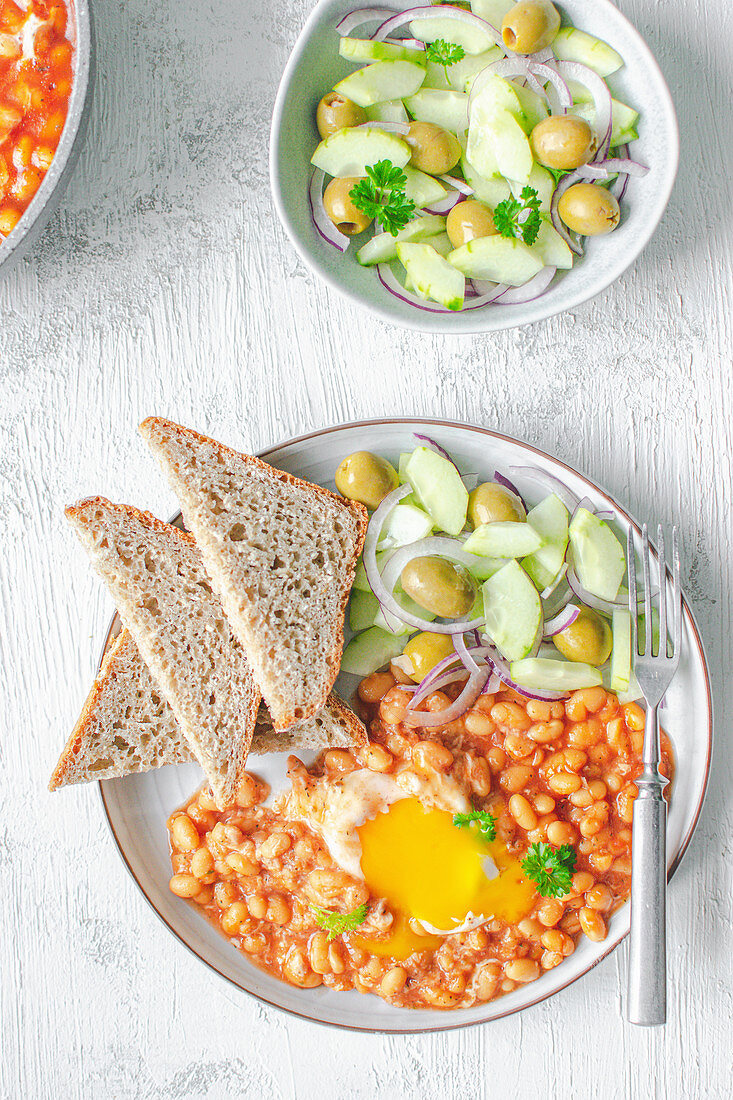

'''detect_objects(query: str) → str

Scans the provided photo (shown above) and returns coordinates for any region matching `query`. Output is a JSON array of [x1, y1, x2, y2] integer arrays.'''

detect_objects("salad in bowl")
[[310, 1, 647, 314], [271, 0, 678, 330]]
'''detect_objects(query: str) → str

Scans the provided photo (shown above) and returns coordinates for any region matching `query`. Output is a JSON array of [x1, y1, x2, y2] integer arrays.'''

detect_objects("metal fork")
[[626, 524, 682, 1027]]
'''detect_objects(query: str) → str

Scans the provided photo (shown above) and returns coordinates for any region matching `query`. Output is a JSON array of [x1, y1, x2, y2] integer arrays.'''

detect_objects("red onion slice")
[[357, 120, 410, 134], [309, 169, 350, 253], [437, 174, 474, 196], [549, 173, 584, 256], [544, 604, 580, 636], [378, 538, 487, 634], [336, 6, 398, 35], [362, 483, 414, 632], [408, 645, 493, 705], [507, 465, 579, 513], [422, 190, 462, 215], [373, 6, 504, 49], [493, 266, 556, 304], [403, 665, 490, 726], [595, 156, 649, 178], [486, 646, 567, 701], [492, 470, 526, 511], [554, 60, 612, 158], [528, 62, 572, 109], [454, 631, 480, 673]]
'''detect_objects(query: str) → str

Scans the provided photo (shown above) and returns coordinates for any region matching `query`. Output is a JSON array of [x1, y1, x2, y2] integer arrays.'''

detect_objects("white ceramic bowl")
[[270, 0, 679, 333], [0, 0, 95, 276], [99, 418, 711, 1033]]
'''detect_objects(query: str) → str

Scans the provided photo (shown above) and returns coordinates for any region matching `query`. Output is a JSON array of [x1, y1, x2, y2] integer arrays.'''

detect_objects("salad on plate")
[[309, 0, 648, 313]]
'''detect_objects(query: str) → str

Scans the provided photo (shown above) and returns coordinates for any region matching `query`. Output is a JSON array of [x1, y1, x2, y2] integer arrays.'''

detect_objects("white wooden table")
[[2, 0, 731, 1094]]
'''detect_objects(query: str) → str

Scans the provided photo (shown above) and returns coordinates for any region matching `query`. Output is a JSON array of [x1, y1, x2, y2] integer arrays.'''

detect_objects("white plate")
[[269, 0, 679, 333], [100, 419, 711, 1032]]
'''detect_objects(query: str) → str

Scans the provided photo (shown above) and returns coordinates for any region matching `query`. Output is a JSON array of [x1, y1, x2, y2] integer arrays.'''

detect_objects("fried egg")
[[281, 767, 535, 960]]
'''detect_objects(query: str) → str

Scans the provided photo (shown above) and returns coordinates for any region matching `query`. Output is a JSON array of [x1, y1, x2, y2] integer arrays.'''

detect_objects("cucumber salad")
[[309, 1, 648, 313], [335, 437, 644, 722]]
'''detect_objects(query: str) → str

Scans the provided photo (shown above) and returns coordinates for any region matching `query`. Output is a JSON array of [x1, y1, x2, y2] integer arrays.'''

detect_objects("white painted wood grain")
[[0, 0, 731, 1093]]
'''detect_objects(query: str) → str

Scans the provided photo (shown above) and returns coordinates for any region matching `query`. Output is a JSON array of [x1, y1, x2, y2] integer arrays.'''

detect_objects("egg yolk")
[[353, 798, 536, 960]]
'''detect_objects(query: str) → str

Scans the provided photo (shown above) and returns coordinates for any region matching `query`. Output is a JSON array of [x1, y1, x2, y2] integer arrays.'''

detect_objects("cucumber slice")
[[447, 48, 503, 93], [379, 502, 434, 547], [522, 493, 569, 589], [405, 89, 470, 134], [375, 582, 435, 635], [333, 61, 426, 108], [513, 83, 548, 132], [365, 99, 409, 123], [471, 74, 525, 120], [404, 446, 469, 535], [350, 588, 379, 632], [449, 235, 543, 285], [569, 508, 626, 602], [616, 667, 643, 704], [464, 130, 502, 183], [530, 218, 574, 270], [610, 608, 631, 692], [572, 99, 640, 148], [510, 657, 603, 691], [339, 37, 427, 66], [341, 627, 406, 675], [463, 521, 544, 558], [403, 166, 448, 208], [356, 215, 447, 266], [553, 27, 623, 78], [396, 242, 465, 311], [409, 15, 497, 54], [464, 554, 510, 581], [482, 560, 542, 661], [521, 164, 554, 212], [460, 151, 512, 205], [422, 60, 453, 90], [354, 548, 392, 590], [470, 0, 513, 26], [312, 127, 410, 177], [471, 107, 533, 183]]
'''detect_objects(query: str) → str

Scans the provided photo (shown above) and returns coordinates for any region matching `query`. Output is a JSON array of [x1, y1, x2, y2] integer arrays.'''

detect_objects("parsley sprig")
[[521, 842, 577, 898], [310, 902, 368, 940], [426, 38, 466, 69], [493, 185, 542, 246], [349, 160, 416, 237], [453, 809, 497, 843]]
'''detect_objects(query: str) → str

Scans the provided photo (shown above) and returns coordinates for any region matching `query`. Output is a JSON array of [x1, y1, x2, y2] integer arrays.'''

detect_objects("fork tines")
[[627, 524, 682, 661]]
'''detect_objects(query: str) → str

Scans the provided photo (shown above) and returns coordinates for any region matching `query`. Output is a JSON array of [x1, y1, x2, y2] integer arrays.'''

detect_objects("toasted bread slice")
[[49, 629, 366, 790], [65, 498, 261, 806], [140, 418, 368, 730]]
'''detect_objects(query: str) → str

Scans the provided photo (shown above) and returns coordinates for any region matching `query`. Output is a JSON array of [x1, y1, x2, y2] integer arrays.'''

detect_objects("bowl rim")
[[97, 416, 712, 1033], [0, 0, 94, 269], [269, 0, 680, 334]]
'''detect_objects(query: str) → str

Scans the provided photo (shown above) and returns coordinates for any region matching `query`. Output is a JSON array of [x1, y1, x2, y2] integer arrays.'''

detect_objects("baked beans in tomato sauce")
[[168, 673, 673, 1010], [0, 0, 73, 237]]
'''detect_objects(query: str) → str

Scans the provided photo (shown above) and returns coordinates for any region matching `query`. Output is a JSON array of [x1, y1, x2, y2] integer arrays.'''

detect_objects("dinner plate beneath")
[[100, 418, 712, 1032]]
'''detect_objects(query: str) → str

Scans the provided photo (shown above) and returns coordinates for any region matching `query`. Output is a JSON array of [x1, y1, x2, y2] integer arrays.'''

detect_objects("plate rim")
[[98, 416, 713, 1032]]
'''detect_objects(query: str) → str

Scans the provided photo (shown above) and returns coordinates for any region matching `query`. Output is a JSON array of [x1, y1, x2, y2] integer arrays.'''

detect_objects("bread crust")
[[65, 498, 261, 806], [140, 418, 368, 729]]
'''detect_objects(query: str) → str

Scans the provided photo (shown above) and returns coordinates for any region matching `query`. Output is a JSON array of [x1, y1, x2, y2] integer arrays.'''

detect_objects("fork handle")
[[627, 768, 667, 1026]]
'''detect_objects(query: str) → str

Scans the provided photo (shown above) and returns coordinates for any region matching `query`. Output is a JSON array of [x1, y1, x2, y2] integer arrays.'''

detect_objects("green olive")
[[530, 116, 596, 171], [557, 183, 620, 236], [335, 451, 398, 509], [446, 199, 497, 249], [400, 556, 477, 619], [467, 482, 526, 528], [323, 177, 373, 236], [316, 92, 367, 139], [403, 631, 456, 683], [552, 608, 612, 666], [405, 122, 461, 176], [501, 0, 560, 53]]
